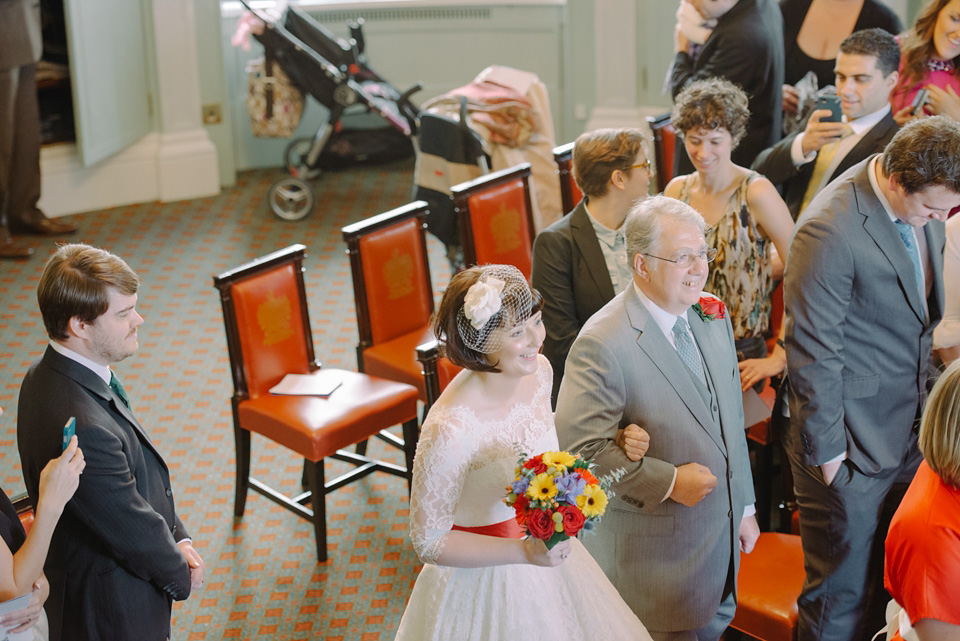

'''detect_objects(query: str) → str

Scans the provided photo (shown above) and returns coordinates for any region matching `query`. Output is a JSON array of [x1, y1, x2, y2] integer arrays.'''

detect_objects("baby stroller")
[[237, 0, 421, 220]]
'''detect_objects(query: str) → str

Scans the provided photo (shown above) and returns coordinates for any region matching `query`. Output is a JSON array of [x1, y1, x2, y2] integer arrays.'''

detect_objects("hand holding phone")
[[912, 88, 930, 115]]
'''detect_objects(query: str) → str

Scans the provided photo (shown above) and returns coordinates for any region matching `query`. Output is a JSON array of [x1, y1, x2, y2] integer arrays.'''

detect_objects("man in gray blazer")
[[752, 29, 901, 221], [557, 195, 758, 641], [533, 128, 651, 407], [784, 116, 960, 641], [0, 0, 77, 259]]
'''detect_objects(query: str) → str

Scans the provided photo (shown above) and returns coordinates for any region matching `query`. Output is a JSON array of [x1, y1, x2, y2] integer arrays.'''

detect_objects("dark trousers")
[[784, 436, 920, 641], [0, 61, 42, 228]]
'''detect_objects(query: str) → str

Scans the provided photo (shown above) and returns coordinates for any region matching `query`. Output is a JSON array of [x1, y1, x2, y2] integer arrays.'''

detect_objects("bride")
[[394, 264, 652, 640]]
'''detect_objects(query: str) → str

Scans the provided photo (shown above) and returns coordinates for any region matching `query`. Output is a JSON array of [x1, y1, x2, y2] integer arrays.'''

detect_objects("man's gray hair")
[[625, 195, 706, 268]]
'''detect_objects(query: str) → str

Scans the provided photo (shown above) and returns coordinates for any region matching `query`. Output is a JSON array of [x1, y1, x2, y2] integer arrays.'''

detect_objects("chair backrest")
[[647, 113, 677, 193], [451, 163, 536, 279], [553, 142, 582, 215], [416, 339, 462, 417], [213, 245, 317, 401], [342, 201, 434, 353]]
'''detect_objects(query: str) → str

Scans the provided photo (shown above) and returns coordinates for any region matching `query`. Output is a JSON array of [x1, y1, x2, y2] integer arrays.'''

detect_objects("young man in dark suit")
[[753, 28, 901, 220], [17, 244, 202, 641]]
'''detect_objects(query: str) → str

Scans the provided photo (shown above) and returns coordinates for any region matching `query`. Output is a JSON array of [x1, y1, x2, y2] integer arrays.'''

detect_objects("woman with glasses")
[[664, 78, 795, 389]]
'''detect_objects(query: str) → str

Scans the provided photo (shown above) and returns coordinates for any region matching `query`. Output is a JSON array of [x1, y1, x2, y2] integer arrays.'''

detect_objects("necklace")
[[928, 58, 955, 72]]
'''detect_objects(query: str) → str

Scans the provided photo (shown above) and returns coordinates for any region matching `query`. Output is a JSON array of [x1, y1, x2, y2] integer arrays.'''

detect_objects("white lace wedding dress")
[[393, 355, 652, 641]]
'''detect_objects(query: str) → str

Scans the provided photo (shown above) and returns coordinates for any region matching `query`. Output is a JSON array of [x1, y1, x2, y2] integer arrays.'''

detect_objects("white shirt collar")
[[632, 281, 691, 346], [49, 341, 112, 385], [847, 103, 890, 137]]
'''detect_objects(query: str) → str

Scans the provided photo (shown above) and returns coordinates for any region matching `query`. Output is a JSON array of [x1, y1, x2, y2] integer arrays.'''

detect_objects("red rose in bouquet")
[[558, 505, 586, 536], [522, 454, 547, 475], [526, 508, 555, 540]]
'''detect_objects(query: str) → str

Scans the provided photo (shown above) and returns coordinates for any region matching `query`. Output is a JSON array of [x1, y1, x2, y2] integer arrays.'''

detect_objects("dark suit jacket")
[[671, 0, 784, 169], [0, 0, 41, 71], [532, 199, 617, 406], [752, 110, 899, 219], [17, 347, 191, 641], [784, 158, 945, 476]]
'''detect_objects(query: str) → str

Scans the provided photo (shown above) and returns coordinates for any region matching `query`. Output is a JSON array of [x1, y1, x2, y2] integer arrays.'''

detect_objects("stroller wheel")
[[285, 137, 322, 180], [268, 177, 314, 221]]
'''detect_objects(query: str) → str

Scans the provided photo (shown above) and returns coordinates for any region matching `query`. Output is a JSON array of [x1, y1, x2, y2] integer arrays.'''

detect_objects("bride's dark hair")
[[433, 265, 543, 373]]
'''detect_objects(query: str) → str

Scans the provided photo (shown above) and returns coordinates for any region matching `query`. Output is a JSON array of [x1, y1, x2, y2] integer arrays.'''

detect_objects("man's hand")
[[1, 575, 49, 633], [820, 459, 843, 486], [178, 541, 205, 590], [670, 463, 717, 506], [800, 110, 848, 157], [616, 424, 650, 462], [674, 23, 691, 54], [739, 514, 760, 554]]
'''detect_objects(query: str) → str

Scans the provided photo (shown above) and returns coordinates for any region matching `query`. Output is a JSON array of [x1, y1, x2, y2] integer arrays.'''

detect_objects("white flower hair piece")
[[463, 276, 505, 329], [455, 265, 533, 354]]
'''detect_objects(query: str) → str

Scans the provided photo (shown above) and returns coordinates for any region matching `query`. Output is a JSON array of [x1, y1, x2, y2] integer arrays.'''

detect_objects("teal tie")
[[894, 219, 925, 303], [672, 317, 706, 387], [110, 372, 131, 409]]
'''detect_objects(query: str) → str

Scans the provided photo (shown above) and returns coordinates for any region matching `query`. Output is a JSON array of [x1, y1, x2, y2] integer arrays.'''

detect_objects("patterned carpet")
[[0, 158, 453, 640]]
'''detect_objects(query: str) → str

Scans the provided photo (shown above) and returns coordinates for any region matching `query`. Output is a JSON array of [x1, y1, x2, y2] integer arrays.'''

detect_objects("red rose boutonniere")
[[693, 296, 726, 322]]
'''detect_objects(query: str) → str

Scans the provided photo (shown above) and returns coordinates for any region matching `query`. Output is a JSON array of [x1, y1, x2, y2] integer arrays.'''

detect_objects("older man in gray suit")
[[556, 195, 758, 641], [784, 116, 960, 641], [0, 0, 77, 259]]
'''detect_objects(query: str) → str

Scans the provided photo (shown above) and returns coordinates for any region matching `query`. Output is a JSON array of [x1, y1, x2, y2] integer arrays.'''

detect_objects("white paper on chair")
[[269, 371, 342, 397], [0, 594, 33, 641]]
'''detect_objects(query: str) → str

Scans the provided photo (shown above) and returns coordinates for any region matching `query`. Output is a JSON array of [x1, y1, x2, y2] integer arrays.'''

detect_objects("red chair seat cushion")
[[238, 369, 418, 462], [363, 326, 460, 401], [18, 510, 34, 535], [731, 532, 804, 641]]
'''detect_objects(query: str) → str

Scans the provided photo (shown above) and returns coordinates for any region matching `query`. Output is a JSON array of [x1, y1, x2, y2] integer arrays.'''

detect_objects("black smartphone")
[[815, 95, 842, 122], [912, 89, 930, 114], [62, 416, 76, 452]]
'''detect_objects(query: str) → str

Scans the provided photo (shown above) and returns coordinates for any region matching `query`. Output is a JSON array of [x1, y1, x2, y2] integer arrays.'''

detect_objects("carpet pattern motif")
[[0, 159, 453, 640]]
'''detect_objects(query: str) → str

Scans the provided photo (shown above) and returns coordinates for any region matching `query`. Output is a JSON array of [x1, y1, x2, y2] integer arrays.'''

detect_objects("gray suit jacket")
[[0, 0, 42, 71], [532, 199, 617, 405], [555, 285, 754, 632], [17, 347, 192, 641], [784, 157, 945, 475], [752, 110, 899, 219]]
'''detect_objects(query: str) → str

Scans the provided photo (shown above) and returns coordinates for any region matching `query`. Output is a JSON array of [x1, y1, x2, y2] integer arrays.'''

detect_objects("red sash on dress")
[[451, 518, 524, 539]]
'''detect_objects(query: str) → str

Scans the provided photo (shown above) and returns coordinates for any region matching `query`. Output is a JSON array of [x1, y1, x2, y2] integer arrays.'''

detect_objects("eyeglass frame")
[[622, 160, 655, 175], [642, 247, 718, 269]]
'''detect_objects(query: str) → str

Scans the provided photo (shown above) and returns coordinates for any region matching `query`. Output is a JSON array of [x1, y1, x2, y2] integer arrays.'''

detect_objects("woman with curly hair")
[[892, 0, 960, 125], [665, 78, 795, 390]]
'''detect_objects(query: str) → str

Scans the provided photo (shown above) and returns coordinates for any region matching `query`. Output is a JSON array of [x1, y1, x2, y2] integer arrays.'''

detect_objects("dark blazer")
[[671, 0, 785, 169], [532, 199, 617, 406], [17, 347, 192, 641], [752, 110, 899, 219], [784, 158, 946, 475], [0, 0, 42, 71]]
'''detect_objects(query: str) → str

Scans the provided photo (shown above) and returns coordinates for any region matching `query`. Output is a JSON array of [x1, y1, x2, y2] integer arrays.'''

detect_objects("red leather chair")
[[451, 163, 536, 279], [647, 113, 677, 193], [553, 142, 582, 215], [213, 244, 419, 562], [729, 532, 804, 641], [342, 201, 457, 403]]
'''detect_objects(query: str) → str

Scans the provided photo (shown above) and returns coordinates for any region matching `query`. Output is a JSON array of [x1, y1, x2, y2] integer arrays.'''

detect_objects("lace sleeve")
[[408, 406, 475, 564]]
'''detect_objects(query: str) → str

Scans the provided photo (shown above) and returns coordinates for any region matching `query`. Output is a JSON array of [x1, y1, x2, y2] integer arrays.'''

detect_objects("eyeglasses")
[[643, 247, 718, 268], [623, 161, 654, 174]]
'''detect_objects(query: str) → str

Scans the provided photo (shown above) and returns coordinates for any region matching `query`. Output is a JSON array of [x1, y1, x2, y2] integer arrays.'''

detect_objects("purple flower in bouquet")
[[510, 478, 530, 496], [555, 472, 586, 504]]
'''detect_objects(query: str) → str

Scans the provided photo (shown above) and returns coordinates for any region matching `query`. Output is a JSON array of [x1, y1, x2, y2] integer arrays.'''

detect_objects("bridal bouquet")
[[503, 449, 622, 550]]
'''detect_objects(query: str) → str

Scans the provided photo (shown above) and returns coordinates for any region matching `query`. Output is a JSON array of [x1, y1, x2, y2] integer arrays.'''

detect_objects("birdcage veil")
[[455, 265, 533, 354]]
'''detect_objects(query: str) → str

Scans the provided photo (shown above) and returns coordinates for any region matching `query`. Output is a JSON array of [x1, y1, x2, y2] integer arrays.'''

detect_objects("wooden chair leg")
[[233, 424, 251, 517], [401, 418, 419, 494], [306, 459, 328, 563], [355, 439, 368, 456], [754, 440, 773, 532]]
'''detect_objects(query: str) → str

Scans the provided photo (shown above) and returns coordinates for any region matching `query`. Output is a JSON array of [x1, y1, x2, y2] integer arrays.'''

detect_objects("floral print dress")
[[679, 171, 773, 340]]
